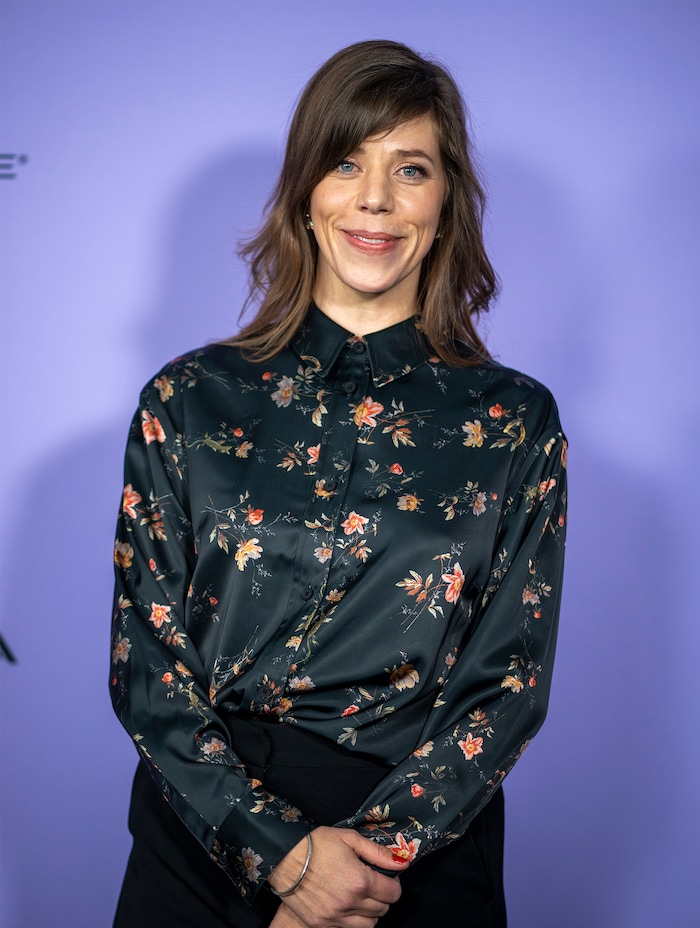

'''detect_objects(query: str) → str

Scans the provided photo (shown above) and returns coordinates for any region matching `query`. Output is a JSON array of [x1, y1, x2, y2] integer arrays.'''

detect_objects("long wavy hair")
[[228, 40, 498, 365]]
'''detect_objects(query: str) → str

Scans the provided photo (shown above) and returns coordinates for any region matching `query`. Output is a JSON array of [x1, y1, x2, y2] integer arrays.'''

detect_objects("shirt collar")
[[291, 304, 431, 388]]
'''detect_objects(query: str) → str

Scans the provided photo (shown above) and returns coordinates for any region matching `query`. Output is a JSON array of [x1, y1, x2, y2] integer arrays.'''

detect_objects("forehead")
[[354, 114, 441, 155]]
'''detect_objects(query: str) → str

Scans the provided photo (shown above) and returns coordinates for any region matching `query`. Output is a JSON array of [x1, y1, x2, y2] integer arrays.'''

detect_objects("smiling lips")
[[343, 229, 401, 253]]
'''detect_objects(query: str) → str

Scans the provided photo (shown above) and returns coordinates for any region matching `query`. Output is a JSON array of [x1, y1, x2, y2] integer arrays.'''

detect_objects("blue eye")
[[338, 161, 355, 173], [401, 165, 425, 178]]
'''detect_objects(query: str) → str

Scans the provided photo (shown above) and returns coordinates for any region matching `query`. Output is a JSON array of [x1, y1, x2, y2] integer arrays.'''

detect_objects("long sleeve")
[[111, 318, 567, 891], [340, 427, 567, 862], [110, 377, 314, 899]]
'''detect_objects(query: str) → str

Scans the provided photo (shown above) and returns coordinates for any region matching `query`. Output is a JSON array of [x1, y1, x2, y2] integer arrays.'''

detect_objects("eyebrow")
[[353, 146, 438, 167]]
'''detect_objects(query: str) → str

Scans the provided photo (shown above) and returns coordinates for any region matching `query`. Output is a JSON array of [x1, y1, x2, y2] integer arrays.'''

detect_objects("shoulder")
[[137, 342, 269, 408], [444, 352, 564, 443], [479, 360, 561, 429]]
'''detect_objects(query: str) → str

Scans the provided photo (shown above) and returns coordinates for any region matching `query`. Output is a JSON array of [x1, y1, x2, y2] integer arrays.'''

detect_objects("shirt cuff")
[[211, 783, 315, 901]]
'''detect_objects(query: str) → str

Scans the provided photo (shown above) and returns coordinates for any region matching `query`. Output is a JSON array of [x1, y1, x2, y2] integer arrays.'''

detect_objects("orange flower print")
[[501, 674, 524, 693], [342, 705, 359, 717], [325, 589, 344, 603], [351, 396, 384, 427], [387, 663, 420, 691], [154, 375, 174, 402], [389, 463, 403, 475], [262, 371, 273, 381], [111, 633, 131, 664], [458, 732, 484, 760], [397, 494, 421, 511], [235, 441, 254, 458], [233, 427, 244, 437], [561, 439, 568, 468], [341, 511, 369, 535], [307, 444, 320, 465], [240, 847, 263, 883], [442, 562, 465, 603], [122, 483, 142, 519], [413, 741, 434, 758], [149, 603, 172, 628], [141, 410, 166, 444], [271, 375, 297, 407], [538, 478, 556, 498], [522, 588, 541, 606], [314, 546, 333, 563], [410, 783, 425, 798], [389, 832, 421, 863], [175, 660, 192, 677], [461, 419, 485, 448], [529, 676, 537, 687], [114, 541, 134, 569], [161, 672, 174, 685], [235, 538, 263, 571], [246, 507, 264, 525], [201, 737, 227, 758], [488, 404, 504, 418]]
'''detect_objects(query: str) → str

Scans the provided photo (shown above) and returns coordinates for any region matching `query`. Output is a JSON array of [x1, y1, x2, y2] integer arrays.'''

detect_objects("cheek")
[[309, 181, 341, 220]]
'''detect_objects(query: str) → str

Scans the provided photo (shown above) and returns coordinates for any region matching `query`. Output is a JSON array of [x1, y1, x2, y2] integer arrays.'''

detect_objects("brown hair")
[[229, 39, 497, 365]]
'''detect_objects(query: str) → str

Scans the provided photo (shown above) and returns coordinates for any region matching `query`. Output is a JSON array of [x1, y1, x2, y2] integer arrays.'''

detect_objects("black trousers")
[[114, 718, 507, 927]]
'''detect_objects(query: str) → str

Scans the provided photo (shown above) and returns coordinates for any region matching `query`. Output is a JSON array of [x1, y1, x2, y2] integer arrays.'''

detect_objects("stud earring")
[[305, 213, 314, 230], [434, 230, 441, 239]]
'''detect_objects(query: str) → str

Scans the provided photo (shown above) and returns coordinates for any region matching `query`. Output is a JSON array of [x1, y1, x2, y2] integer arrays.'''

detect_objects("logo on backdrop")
[[0, 153, 29, 180]]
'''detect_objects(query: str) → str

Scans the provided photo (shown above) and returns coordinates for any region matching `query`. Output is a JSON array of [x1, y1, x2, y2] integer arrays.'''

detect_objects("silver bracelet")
[[270, 832, 313, 897]]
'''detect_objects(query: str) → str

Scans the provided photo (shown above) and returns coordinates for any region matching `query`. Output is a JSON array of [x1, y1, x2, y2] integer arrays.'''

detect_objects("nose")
[[356, 167, 393, 213]]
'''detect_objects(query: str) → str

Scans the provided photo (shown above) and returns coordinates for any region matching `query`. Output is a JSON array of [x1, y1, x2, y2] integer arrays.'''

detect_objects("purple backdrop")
[[1, 2, 698, 925]]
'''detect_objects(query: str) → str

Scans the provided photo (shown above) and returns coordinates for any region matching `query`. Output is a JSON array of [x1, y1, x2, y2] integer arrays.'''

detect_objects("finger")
[[327, 864, 400, 910], [345, 832, 410, 873]]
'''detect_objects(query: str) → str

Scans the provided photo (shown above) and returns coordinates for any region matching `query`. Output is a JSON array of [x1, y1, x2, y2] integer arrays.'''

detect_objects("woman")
[[111, 40, 567, 928]]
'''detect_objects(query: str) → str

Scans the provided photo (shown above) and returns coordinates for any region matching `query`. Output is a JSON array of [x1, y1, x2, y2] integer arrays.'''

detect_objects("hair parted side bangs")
[[228, 40, 498, 366]]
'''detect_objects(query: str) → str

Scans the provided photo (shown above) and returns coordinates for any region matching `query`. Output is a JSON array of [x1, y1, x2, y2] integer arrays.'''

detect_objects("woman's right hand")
[[267, 826, 407, 928]]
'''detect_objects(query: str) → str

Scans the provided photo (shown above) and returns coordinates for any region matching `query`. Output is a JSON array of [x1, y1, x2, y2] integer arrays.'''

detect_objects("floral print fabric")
[[111, 306, 567, 898]]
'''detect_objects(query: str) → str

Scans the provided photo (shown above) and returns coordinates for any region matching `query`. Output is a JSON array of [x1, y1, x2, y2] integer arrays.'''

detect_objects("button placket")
[[287, 344, 372, 646]]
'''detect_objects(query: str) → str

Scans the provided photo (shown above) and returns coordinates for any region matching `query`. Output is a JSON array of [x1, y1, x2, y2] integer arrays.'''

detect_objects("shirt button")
[[257, 683, 272, 699], [342, 381, 357, 395], [301, 585, 314, 602], [324, 476, 338, 491], [351, 340, 366, 354]]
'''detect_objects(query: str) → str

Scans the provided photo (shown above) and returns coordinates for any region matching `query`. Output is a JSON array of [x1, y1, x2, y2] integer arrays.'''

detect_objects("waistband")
[[225, 714, 392, 825]]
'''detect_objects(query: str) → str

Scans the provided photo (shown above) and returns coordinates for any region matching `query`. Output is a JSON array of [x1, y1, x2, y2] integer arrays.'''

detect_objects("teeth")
[[354, 235, 388, 244]]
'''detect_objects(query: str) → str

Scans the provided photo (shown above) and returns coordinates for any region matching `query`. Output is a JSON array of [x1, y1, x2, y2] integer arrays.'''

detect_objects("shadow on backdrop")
[[0, 145, 279, 928], [485, 150, 677, 928]]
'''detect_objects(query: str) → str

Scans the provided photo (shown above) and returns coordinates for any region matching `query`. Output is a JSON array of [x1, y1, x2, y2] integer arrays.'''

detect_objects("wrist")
[[268, 832, 313, 897]]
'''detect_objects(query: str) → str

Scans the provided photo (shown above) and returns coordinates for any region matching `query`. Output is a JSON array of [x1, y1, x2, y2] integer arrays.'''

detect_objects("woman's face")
[[309, 114, 445, 325]]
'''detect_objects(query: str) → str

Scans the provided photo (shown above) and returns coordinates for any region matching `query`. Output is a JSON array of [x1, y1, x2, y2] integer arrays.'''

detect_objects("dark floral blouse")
[[111, 306, 567, 899]]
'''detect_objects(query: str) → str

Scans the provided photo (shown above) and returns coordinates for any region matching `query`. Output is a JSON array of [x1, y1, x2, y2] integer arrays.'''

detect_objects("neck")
[[311, 286, 418, 336]]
